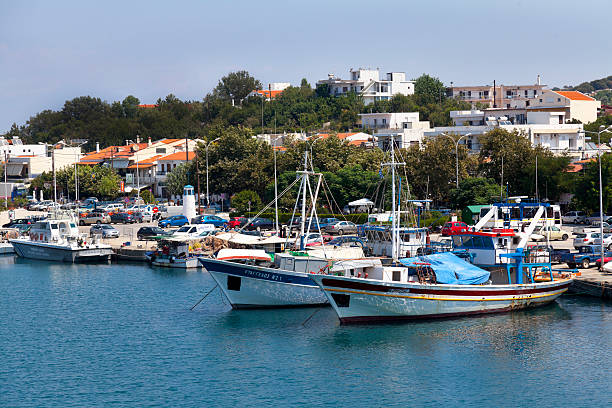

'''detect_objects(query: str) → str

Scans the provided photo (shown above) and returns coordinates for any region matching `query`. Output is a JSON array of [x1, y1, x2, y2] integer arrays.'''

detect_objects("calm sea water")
[[1, 256, 610, 407]]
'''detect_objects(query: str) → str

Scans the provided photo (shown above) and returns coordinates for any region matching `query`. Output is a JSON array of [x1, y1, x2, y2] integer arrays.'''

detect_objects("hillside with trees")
[[2, 71, 470, 152]]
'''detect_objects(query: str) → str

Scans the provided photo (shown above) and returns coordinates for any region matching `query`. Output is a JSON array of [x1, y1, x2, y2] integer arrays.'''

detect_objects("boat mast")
[[382, 139, 405, 261], [298, 151, 309, 250]]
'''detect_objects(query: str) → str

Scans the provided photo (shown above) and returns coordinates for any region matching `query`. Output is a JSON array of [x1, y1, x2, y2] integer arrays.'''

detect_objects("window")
[[342, 87, 348, 93], [392, 270, 401, 281], [557, 98, 561, 102]]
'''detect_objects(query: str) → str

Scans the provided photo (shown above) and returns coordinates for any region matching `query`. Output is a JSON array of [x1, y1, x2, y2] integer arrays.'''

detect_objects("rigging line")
[[321, 175, 349, 221], [190, 284, 219, 310], [236, 176, 300, 234]]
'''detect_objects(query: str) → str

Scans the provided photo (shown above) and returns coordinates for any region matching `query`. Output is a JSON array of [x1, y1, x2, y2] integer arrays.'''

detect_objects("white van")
[[171, 224, 215, 239]]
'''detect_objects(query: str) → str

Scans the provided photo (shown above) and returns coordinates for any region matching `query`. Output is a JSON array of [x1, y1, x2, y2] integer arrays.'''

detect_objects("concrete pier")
[[570, 270, 612, 300]]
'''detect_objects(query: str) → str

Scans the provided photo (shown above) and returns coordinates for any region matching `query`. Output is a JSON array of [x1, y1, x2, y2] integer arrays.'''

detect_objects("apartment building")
[[248, 82, 291, 101], [317, 68, 414, 105], [359, 112, 431, 150], [448, 78, 545, 109], [426, 111, 586, 156], [528, 90, 601, 123], [79, 138, 200, 197]]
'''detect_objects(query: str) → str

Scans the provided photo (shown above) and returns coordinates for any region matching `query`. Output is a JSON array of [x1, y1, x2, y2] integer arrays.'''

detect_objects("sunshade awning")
[[348, 198, 374, 206], [6, 163, 25, 176]]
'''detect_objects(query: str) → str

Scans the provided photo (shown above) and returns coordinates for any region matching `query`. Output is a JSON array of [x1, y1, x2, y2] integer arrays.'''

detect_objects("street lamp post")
[[584, 125, 612, 271], [205, 137, 221, 209], [440, 132, 471, 188], [271, 135, 282, 234]]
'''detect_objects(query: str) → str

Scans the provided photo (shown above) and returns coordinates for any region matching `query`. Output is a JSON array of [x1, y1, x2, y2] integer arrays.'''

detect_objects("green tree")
[[231, 190, 262, 214], [166, 163, 194, 196], [213, 71, 262, 104], [414, 74, 446, 104], [122, 95, 140, 118], [572, 154, 612, 213], [140, 189, 155, 204], [450, 177, 500, 209]]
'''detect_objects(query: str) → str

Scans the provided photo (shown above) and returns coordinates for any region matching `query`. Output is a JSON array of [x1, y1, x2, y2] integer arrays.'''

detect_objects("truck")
[[559, 244, 612, 269]]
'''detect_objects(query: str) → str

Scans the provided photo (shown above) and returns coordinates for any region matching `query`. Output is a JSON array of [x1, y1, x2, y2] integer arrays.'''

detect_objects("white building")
[[317, 68, 414, 105], [528, 90, 601, 124], [4, 144, 82, 181], [426, 110, 586, 156], [248, 83, 291, 101], [359, 112, 431, 150]]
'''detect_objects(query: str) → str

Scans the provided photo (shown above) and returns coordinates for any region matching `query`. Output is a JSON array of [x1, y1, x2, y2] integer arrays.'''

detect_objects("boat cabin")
[[451, 229, 519, 267], [28, 219, 80, 243], [362, 225, 428, 258]]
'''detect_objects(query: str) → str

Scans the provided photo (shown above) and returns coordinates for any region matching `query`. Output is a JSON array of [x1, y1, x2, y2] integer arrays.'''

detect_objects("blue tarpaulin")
[[399, 252, 490, 285]]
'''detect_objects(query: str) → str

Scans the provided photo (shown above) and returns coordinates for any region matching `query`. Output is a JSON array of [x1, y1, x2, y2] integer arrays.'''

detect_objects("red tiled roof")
[[138, 104, 158, 108], [158, 151, 196, 161], [251, 89, 284, 98], [161, 139, 183, 144], [554, 91, 594, 101], [337, 132, 358, 139], [566, 158, 596, 173]]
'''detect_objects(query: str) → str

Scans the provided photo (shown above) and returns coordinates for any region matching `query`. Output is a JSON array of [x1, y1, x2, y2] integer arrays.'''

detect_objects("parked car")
[[2, 218, 32, 228], [441, 221, 469, 237], [228, 217, 248, 229], [590, 221, 612, 233], [562, 211, 587, 224], [573, 231, 600, 249], [593, 233, 612, 250], [300, 232, 324, 247], [90, 224, 120, 239], [172, 224, 215, 239], [560, 244, 612, 269], [243, 217, 275, 231], [136, 226, 171, 240], [318, 218, 339, 229], [324, 220, 358, 235], [110, 212, 135, 224], [191, 214, 228, 228], [327, 235, 365, 247], [158, 215, 189, 228], [586, 213, 612, 225], [79, 212, 111, 225], [531, 226, 569, 241]]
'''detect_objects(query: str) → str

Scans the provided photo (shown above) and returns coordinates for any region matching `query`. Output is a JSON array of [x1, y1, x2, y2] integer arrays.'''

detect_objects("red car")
[[441, 221, 469, 236], [228, 217, 247, 229]]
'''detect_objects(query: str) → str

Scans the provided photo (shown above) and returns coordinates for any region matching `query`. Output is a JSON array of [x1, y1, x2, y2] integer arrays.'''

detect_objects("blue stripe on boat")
[[199, 258, 316, 286]]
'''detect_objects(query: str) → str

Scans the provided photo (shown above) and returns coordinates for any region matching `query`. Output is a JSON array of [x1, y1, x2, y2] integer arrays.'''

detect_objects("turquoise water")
[[1, 257, 610, 407]]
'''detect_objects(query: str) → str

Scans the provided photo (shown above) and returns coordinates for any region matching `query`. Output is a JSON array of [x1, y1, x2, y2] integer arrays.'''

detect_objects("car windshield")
[[101, 225, 113, 229], [176, 227, 190, 232]]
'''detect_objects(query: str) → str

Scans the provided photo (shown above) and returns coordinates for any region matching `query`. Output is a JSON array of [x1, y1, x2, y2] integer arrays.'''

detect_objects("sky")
[[1, 0, 611, 132]]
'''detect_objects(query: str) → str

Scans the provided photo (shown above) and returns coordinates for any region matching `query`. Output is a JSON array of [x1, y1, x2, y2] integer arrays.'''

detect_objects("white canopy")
[[348, 198, 374, 207]]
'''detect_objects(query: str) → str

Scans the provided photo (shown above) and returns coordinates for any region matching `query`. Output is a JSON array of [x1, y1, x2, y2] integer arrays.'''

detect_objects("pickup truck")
[[560, 244, 612, 269]]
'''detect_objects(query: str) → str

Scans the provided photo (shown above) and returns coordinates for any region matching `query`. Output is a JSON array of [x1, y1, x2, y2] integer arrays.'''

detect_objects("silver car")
[[324, 220, 358, 235], [90, 224, 120, 238]]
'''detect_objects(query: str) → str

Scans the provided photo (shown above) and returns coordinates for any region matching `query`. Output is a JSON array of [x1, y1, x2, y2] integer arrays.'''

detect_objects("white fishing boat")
[[309, 141, 573, 324], [10, 212, 113, 263], [199, 152, 378, 308]]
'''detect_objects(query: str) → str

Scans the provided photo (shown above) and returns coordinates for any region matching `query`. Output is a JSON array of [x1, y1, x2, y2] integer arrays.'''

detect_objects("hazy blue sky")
[[1, 0, 610, 132]]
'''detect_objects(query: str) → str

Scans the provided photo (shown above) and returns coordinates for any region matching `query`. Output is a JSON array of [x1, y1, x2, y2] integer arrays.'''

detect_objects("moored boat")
[[310, 252, 572, 323], [9, 212, 112, 263]]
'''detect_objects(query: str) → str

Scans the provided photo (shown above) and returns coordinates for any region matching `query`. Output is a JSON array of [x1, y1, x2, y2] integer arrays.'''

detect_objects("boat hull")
[[152, 257, 200, 269], [310, 275, 572, 324], [10, 240, 112, 263], [198, 258, 328, 308]]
